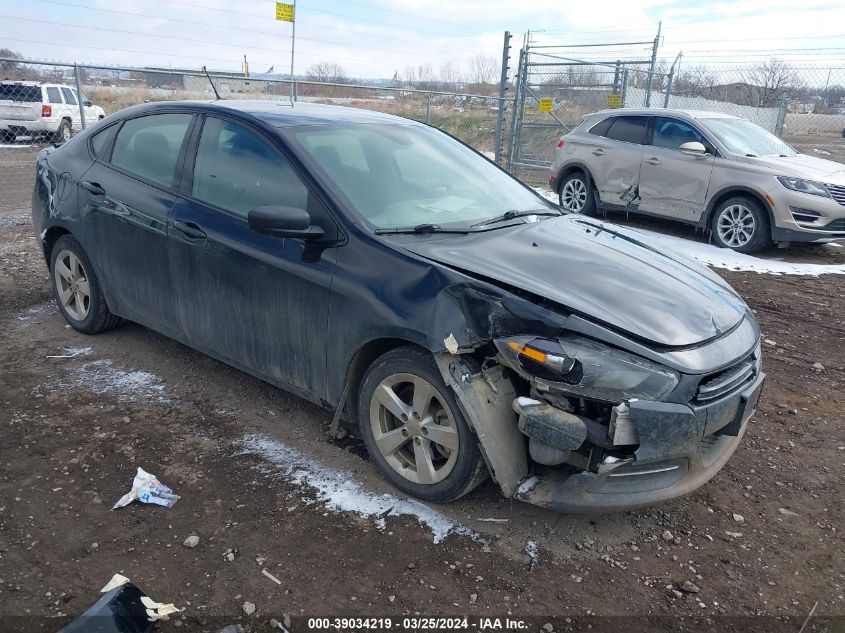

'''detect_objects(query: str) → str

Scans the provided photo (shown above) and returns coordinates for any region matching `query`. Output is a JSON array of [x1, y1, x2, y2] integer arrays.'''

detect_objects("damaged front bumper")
[[515, 371, 765, 512]]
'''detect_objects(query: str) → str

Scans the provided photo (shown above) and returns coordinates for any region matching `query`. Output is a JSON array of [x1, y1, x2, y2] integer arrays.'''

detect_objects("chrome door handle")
[[645, 157, 661, 165], [80, 181, 105, 195], [592, 149, 606, 156]]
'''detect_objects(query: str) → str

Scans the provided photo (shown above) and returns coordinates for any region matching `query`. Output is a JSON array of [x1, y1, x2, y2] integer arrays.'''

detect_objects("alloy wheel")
[[61, 124, 71, 141], [716, 204, 756, 248], [561, 178, 587, 212], [54, 249, 91, 321], [369, 373, 459, 485]]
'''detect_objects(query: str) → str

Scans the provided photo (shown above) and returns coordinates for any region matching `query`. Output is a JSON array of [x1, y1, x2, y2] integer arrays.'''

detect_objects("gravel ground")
[[0, 143, 843, 633]]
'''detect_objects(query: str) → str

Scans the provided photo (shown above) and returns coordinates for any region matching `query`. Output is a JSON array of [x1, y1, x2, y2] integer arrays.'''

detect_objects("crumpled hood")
[[743, 153, 845, 182], [403, 216, 748, 347]]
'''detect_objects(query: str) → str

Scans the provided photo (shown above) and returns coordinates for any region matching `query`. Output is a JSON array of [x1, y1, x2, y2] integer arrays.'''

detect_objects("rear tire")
[[53, 119, 71, 144], [50, 235, 121, 334], [710, 196, 770, 254], [357, 345, 487, 503], [559, 171, 596, 215]]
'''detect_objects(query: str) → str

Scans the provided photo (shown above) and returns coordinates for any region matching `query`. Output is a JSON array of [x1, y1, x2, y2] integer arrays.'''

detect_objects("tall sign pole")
[[275, 1, 296, 105]]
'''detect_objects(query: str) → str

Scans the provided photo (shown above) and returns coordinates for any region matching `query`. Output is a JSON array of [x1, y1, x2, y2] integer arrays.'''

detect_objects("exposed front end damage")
[[433, 327, 765, 513]]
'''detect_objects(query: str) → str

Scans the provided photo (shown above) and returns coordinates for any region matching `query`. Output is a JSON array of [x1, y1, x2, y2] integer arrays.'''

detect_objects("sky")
[[1, 0, 844, 80]]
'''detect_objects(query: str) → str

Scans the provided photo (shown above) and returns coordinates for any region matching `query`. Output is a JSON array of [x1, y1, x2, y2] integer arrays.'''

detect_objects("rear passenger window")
[[90, 124, 118, 159], [61, 87, 77, 105], [192, 117, 309, 217], [46, 87, 62, 104], [605, 116, 648, 144], [111, 114, 192, 188], [588, 117, 614, 137]]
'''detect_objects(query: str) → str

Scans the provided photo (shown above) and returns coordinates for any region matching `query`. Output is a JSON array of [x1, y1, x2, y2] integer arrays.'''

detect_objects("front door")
[[638, 116, 716, 221], [80, 112, 194, 335], [168, 115, 339, 398]]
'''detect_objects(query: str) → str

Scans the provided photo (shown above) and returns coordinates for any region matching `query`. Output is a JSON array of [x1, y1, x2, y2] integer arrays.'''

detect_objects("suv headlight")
[[495, 335, 679, 403], [776, 176, 831, 198]]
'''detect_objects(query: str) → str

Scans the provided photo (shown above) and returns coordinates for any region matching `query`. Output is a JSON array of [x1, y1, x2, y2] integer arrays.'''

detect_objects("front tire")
[[711, 196, 770, 254], [50, 235, 121, 334], [559, 171, 596, 215], [357, 346, 487, 503]]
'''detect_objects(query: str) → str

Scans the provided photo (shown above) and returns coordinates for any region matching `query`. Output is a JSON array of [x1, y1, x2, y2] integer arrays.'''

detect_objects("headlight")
[[776, 176, 831, 198], [495, 335, 679, 403]]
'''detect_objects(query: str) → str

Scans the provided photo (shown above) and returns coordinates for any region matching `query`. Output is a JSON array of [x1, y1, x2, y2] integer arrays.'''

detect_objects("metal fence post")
[[506, 43, 526, 171], [645, 21, 661, 108], [621, 68, 629, 107], [426, 92, 432, 124], [494, 31, 512, 164], [775, 97, 789, 137], [74, 63, 86, 130], [663, 66, 674, 108], [612, 60, 621, 94]]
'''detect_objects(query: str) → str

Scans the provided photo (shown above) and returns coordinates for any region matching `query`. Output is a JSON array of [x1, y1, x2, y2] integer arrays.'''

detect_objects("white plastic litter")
[[112, 467, 180, 509], [100, 574, 131, 593], [140, 595, 184, 621]]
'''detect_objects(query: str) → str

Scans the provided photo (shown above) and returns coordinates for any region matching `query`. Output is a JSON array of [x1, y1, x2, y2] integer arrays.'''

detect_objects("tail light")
[[41, 105, 52, 117], [556, 139, 565, 148]]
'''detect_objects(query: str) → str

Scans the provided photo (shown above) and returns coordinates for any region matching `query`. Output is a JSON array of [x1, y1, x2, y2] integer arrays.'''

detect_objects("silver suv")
[[550, 109, 845, 253]]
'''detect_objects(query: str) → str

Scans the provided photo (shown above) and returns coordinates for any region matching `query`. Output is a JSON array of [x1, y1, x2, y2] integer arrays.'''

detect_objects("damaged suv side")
[[32, 101, 764, 513]]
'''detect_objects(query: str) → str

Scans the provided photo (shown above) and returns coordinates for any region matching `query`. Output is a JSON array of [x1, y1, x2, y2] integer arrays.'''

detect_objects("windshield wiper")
[[374, 223, 474, 235], [471, 209, 561, 227]]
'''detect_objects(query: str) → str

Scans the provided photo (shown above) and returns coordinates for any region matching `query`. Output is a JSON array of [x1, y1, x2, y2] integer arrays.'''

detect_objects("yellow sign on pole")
[[607, 93, 622, 108], [538, 98, 554, 113], [275, 2, 295, 21]]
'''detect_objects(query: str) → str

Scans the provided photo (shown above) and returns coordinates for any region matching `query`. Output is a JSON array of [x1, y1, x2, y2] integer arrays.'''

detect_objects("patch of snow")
[[534, 189, 845, 276], [236, 434, 484, 545], [14, 302, 52, 325], [525, 540, 539, 560], [44, 359, 170, 403], [62, 346, 92, 357], [812, 148, 832, 156]]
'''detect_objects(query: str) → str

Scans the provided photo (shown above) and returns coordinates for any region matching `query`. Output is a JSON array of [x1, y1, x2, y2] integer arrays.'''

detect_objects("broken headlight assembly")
[[495, 335, 679, 403]]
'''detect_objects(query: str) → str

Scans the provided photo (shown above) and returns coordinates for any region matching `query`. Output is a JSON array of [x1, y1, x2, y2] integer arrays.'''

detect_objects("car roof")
[[119, 99, 419, 128], [592, 108, 742, 121]]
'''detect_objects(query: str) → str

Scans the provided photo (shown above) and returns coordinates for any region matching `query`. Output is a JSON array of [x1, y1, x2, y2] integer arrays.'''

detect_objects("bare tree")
[[466, 54, 497, 85], [438, 62, 462, 89], [672, 64, 717, 97], [0, 49, 30, 80], [742, 59, 804, 107], [306, 62, 348, 84]]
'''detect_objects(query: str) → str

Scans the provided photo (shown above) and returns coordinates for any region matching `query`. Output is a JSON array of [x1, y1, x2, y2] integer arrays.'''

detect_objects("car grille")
[[824, 218, 845, 231], [695, 350, 760, 403], [825, 183, 845, 206]]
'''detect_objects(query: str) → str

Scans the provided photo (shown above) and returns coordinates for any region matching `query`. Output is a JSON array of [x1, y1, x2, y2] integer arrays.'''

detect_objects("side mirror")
[[248, 205, 324, 240], [83, 100, 92, 107], [679, 141, 708, 158]]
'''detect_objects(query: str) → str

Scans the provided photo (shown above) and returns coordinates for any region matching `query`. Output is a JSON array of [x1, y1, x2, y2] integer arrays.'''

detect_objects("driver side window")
[[192, 117, 309, 218], [653, 117, 714, 153]]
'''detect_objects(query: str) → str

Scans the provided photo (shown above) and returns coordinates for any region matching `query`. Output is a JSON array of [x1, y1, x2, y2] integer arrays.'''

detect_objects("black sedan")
[[32, 101, 764, 512]]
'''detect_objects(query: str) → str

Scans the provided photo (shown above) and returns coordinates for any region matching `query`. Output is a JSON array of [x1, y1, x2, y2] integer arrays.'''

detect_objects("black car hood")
[[402, 215, 747, 347]]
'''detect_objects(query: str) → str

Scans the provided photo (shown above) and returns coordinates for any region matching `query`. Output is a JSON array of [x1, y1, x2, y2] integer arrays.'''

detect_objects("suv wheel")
[[53, 119, 71, 143], [559, 172, 595, 215], [357, 345, 487, 503], [711, 196, 770, 254]]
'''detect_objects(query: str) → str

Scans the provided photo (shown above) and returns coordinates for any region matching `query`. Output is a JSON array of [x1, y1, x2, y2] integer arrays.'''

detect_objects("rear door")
[[79, 112, 195, 336], [638, 116, 716, 221], [0, 83, 42, 122], [589, 115, 649, 206], [60, 87, 80, 130], [168, 115, 339, 397]]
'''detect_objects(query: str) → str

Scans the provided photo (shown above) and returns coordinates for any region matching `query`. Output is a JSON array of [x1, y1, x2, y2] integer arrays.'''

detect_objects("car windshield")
[[700, 118, 797, 157], [288, 123, 554, 229]]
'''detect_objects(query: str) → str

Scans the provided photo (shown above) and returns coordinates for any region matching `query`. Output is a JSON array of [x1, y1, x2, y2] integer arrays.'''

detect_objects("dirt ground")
[[1, 144, 844, 633]]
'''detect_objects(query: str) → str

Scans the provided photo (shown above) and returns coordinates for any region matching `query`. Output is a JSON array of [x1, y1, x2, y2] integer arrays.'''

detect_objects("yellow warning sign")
[[607, 93, 622, 108], [538, 98, 554, 113], [275, 2, 295, 22]]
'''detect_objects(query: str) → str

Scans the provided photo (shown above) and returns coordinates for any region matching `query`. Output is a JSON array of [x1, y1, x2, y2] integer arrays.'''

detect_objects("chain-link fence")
[[0, 57, 513, 216]]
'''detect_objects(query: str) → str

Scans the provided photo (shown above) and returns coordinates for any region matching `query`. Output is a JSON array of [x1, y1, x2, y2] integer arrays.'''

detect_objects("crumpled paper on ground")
[[112, 467, 180, 509]]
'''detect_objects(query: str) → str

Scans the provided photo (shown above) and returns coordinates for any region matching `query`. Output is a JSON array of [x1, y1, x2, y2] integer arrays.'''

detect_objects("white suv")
[[0, 81, 106, 143]]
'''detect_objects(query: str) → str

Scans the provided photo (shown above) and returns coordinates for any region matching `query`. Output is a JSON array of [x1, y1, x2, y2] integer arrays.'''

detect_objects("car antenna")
[[202, 65, 222, 100]]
